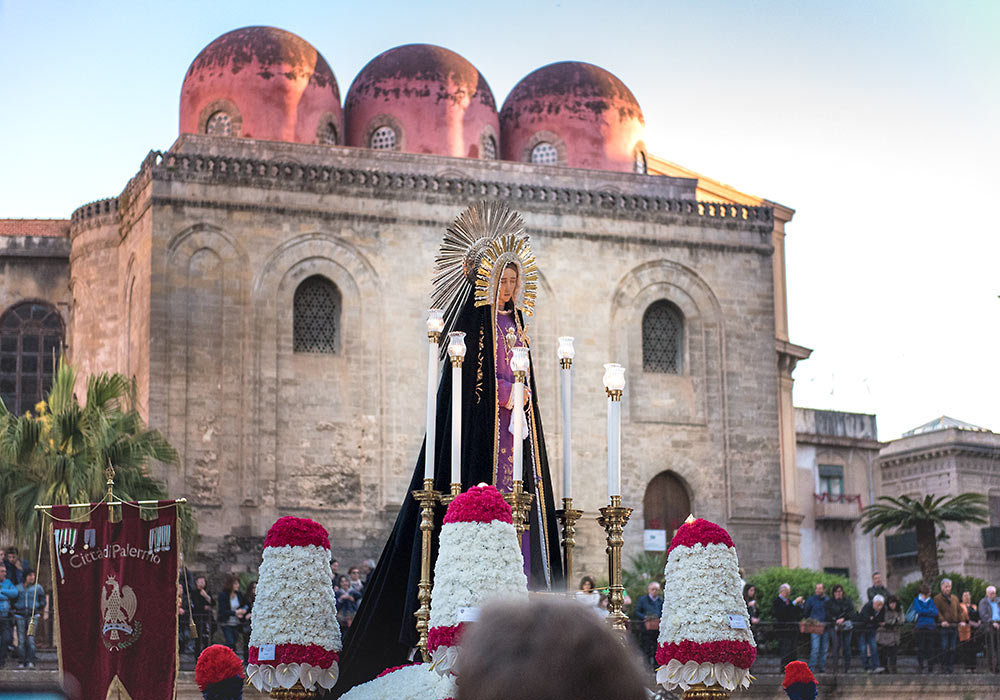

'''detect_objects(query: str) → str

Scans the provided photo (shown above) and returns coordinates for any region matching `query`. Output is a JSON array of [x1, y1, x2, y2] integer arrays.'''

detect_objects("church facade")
[[0, 27, 808, 580]]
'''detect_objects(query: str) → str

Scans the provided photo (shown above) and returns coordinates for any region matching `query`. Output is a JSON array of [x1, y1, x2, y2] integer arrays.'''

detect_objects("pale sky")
[[1, 0, 997, 440]]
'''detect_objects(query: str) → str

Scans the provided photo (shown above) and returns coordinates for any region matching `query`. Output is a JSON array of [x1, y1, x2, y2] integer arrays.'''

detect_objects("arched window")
[[370, 126, 397, 150], [293, 276, 341, 354], [205, 111, 232, 136], [634, 150, 648, 174], [482, 134, 497, 160], [642, 300, 683, 374], [643, 471, 691, 538], [319, 121, 338, 145], [530, 142, 558, 165], [0, 302, 64, 414]]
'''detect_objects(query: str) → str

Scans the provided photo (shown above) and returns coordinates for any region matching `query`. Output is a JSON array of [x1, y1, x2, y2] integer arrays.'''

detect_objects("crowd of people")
[[753, 571, 1000, 674], [177, 557, 377, 659], [0, 546, 48, 669]]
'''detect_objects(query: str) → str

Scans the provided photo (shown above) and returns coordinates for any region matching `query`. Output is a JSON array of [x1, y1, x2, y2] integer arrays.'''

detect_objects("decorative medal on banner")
[[148, 525, 171, 554], [54, 527, 78, 582]]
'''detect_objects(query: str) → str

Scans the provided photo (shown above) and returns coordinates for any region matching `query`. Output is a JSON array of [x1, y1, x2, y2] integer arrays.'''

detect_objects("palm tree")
[[0, 359, 193, 555], [860, 493, 988, 582]]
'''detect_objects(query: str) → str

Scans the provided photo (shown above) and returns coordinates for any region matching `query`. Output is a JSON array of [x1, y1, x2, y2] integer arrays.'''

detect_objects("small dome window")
[[482, 135, 497, 160], [319, 122, 338, 145], [530, 142, 558, 165], [370, 126, 398, 150], [634, 150, 647, 174], [205, 111, 232, 136]]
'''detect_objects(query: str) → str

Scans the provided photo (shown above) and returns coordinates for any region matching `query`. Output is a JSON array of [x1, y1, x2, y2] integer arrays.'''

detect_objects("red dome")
[[344, 44, 499, 159], [180, 27, 342, 145], [500, 62, 646, 173]]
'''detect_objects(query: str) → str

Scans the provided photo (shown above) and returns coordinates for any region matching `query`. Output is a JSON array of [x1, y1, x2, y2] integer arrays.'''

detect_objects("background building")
[[0, 26, 807, 581], [877, 416, 1000, 590], [794, 408, 881, 594]]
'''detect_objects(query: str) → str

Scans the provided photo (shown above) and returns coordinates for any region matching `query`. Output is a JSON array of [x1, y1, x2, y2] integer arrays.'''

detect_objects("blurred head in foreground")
[[457, 598, 647, 700]]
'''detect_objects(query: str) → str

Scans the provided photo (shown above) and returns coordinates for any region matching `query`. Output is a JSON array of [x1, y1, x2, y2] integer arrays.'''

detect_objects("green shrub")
[[622, 551, 667, 618], [896, 571, 988, 611], [746, 567, 861, 621]]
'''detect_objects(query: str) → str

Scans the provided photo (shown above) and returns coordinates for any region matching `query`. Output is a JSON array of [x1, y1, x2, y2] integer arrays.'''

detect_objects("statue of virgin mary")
[[336, 201, 564, 692]]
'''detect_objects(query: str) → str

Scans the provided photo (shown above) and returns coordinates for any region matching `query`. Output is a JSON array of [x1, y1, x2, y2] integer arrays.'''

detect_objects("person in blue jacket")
[[910, 583, 939, 673], [0, 566, 17, 667]]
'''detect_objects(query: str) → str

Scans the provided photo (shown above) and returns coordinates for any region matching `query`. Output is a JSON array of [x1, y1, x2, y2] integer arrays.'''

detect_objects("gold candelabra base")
[[681, 683, 731, 699], [411, 478, 441, 663], [504, 480, 534, 541], [597, 495, 632, 632], [554, 497, 583, 586], [438, 482, 462, 508], [269, 683, 321, 700]]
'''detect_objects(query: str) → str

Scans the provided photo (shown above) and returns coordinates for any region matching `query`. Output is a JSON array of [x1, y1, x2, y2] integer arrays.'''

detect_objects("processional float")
[[409, 201, 633, 659]]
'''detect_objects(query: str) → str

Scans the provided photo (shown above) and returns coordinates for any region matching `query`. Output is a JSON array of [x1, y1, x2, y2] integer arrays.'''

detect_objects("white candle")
[[452, 364, 462, 485], [602, 363, 626, 501], [447, 332, 467, 487], [512, 380, 524, 483], [424, 310, 444, 482], [425, 340, 438, 482], [510, 347, 531, 485]]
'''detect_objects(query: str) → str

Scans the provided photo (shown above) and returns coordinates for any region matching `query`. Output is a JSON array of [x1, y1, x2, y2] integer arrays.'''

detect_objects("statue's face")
[[498, 265, 518, 305]]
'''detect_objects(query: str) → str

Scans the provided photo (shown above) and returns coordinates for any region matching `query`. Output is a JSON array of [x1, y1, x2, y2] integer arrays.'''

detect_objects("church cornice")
[[125, 146, 774, 236], [877, 443, 1000, 468]]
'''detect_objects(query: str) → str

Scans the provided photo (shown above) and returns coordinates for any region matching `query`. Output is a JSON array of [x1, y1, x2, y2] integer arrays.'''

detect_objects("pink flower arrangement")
[[666, 518, 734, 554], [655, 639, 756, 669], [248, 642, 339, 667], [427, 624, 464, 655], [263, 516, 331, 549], [442, 484, 512, 525]]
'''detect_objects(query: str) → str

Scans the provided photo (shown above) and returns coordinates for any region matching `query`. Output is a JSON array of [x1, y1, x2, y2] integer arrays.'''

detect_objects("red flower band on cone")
[[443, 485, 512, 525], [427, 623, 465, 653], [666, 518, 734, 554], [195, 644, 245, 690], [656, 640, 756, 669], [263, 516, 331, 549], [248, 642, 339, 667], [377, 663, 419, 678]]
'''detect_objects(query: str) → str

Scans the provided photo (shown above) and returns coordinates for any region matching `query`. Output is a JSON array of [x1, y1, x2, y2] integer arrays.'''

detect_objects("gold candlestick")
[[597, 494, 632, 632], [504, 479, 534, 542], [554, 497, 583, 586], [681, 683, 731, 699], [439, 481, 462, 508], [411, 478, 441, 662]]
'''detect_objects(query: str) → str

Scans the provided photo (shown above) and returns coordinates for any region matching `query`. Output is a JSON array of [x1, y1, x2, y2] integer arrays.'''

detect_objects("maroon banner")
[[51, 502, 178, 700]]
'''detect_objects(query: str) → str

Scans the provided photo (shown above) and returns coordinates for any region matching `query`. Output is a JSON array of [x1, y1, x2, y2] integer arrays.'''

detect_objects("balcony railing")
[[813, 493, 862, 521], [981, 526, 1000, 551], [886, 530, 918, 558]]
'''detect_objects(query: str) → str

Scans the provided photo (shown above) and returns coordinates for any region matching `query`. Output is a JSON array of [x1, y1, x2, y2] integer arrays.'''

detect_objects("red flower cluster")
[[248, 642, 339, 667], [443, 485, 512, 525], [427, 623, 465, 653], [195, 644, 244, 690], [377, 663, 419, 678], [782, 660, 817, 687], [264, 516, 331, 549], [666, 518, 734, 554], [655, 639, 756, 669]]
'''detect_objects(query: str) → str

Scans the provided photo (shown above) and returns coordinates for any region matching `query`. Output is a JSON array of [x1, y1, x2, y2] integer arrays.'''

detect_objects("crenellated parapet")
[[140, 148, 774, 235], [70, 197, 119, 236]]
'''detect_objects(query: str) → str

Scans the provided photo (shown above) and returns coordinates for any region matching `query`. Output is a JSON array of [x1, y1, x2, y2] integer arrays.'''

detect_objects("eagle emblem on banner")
[[101, 575, 142, 650]]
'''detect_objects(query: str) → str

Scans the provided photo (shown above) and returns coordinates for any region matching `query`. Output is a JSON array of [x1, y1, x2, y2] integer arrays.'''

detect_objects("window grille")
[[293, 276, 340, 354], [206, 111, 232, 136], [0, 302, 63, 414], [641, 300, 682, 374], [319, 122, 338, 145], [482, 135, 497, 160], [530, 142, 558, 165], [634, 150, 647, 174], [370, 126, 397, 150]]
